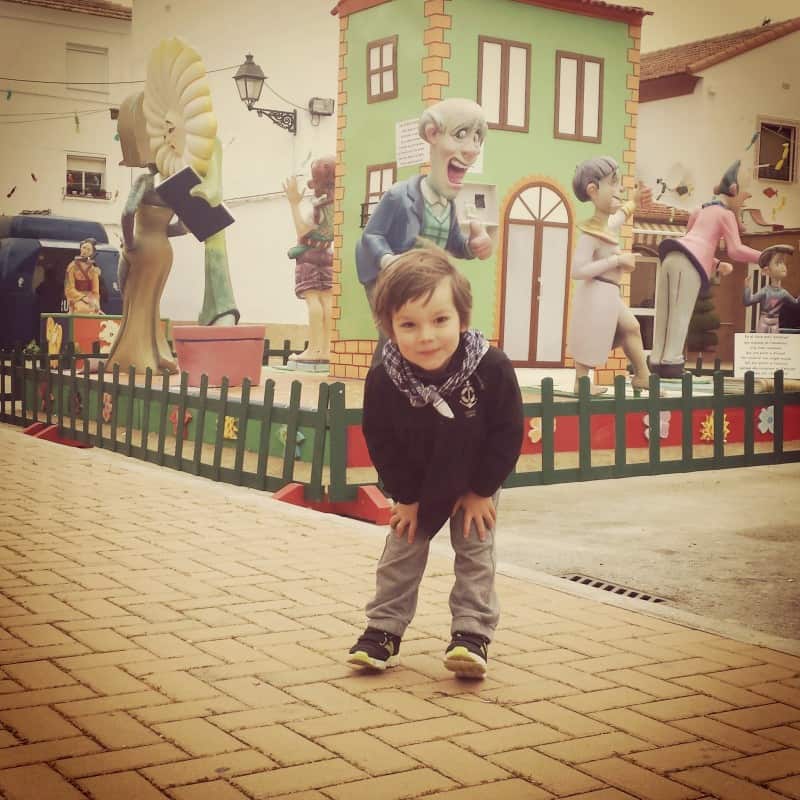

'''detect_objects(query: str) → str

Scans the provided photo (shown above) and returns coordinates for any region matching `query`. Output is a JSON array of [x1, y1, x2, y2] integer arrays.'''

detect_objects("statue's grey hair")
[[418, 98, 488, 141], [572, 156, 619, 202]]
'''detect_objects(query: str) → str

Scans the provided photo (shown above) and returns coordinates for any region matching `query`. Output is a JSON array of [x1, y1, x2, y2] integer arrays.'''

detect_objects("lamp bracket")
[[252, 106, 297, 135]]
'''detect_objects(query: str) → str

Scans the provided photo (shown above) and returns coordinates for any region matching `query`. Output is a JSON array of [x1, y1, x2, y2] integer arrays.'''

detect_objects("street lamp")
[[233, 54, 297, 135]]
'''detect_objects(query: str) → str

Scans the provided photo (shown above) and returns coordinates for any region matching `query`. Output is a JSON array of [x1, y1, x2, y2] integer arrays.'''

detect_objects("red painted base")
[[274, 482, 391, 525], [22, 423, 93, 449]]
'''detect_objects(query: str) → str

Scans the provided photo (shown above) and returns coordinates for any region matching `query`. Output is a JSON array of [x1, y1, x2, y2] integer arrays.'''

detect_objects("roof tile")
[[642, 17, 800, 81], [5, 0, 131, 21]]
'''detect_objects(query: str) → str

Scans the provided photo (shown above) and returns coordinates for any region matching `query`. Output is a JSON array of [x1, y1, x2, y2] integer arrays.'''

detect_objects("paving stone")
[[673, 765, 788, 799], [490, 748, 603, 794], [233, 758, 366, 797], [0, 706, 81, 742], [78, 770, 169, 799], [582, 756, 700, 800], [236, 723, 332, 765], [0, 764, 86, 800]]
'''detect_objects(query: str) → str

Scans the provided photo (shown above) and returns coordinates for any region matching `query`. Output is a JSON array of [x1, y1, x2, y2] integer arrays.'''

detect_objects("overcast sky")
[[637, 0, 798, 51]]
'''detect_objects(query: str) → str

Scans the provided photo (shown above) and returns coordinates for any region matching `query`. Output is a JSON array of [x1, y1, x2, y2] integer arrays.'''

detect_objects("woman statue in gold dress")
[[105, 92, 184, 375]]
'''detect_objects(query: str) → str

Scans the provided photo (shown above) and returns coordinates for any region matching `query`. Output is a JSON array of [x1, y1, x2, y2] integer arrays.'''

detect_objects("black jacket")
[[362, 346, 524, 537]]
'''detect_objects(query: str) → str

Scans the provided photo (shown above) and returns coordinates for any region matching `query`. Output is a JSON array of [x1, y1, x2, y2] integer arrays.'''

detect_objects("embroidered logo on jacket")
[[460, 382, 478, 415]]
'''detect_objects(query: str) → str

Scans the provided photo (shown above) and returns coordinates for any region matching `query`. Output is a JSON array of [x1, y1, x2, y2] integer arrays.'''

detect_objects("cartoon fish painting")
[[763, 187, 778, 199]]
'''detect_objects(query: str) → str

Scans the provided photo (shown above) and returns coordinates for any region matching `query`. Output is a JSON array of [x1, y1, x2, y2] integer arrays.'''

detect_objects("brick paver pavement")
[[1, 423, 799, 799]]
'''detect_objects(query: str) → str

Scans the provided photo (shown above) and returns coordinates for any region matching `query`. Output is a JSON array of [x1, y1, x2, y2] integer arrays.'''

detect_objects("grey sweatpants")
[[365, 493, 500, 641]]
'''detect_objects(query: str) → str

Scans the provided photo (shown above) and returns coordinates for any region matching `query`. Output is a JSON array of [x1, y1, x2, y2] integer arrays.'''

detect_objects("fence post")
[[281, 380, 303, 484], [212, 376, 230, 481], [96, 361, 106, 449], [233, 378, 252, 485], [577, 376, 592, 480], [712, 370, 725, 466], [681, 373, 693, 468], [81, 359, 91, 444], [156, 370, 170, 466], [647, 373, 661, 472], [773, 370, 785, 461], [109, 363, 121, 451], [191, 374, 210, 476], [613, 374, 627, 477], [123, 366, 136, 456], [326, 382, 350, 502], [257, 380, 276, 491], [743, 371, 755, 465], [305, 382, 330, 502], [540, 377, 555, 484], [173, 371, 190, 470], [141, 367, 154, 457]]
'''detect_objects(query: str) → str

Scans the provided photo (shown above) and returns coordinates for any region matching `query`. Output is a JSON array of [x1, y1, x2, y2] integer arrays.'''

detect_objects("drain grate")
[[563, 574, 669, 604]]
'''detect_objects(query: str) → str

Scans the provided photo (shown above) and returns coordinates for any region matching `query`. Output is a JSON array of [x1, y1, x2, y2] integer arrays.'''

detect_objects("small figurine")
[[356, 98, 493, 365], [64, 238, 102, 314], [283, 156, 336, 365], [650, 159, 761, 378], [743, 244, 799, 333], [566, 156, 652, 394]]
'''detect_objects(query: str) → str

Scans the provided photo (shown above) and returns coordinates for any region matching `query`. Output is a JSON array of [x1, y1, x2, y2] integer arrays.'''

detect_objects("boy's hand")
[[390, 501, 419, 544], [453, 492, 496, 541], [718, 261, 733, 277]]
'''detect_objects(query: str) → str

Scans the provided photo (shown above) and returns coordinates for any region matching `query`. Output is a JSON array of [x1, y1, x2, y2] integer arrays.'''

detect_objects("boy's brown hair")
[[372, 241, 472, 337]]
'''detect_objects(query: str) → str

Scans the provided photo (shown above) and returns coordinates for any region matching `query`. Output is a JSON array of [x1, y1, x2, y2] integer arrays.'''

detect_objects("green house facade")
[[329, 0, 648, 383]]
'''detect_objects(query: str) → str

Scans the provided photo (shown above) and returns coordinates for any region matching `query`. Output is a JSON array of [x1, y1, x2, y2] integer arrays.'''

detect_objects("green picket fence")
[[2, 350, 799, 508]]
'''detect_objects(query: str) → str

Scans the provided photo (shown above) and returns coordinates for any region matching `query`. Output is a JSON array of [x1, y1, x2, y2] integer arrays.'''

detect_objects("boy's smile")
[[391, 277, 466, 373]]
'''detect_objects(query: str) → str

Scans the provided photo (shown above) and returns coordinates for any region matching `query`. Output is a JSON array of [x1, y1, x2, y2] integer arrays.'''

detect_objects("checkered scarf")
[[381, 329, 489, 418]]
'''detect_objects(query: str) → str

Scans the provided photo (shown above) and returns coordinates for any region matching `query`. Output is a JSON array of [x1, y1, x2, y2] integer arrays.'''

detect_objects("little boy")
[[348, 244, 523, 677], [743, 244, 798, 333]]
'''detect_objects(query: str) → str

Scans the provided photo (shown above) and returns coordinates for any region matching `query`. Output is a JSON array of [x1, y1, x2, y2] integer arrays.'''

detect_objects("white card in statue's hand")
[[155, 165, 235, 242]]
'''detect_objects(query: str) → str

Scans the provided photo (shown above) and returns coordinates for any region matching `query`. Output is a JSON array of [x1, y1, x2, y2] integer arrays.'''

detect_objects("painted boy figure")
[[348, 244, 523, 678], [356, 98, 493, 365], [743, 244, 799, 333]]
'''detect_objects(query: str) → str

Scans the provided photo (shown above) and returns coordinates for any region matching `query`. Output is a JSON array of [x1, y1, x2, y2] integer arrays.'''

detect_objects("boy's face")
[[79, 241, 94, 258], [391, 277, 467, 373], [767, 255, 788, 279], [425, 115, 484, 200]]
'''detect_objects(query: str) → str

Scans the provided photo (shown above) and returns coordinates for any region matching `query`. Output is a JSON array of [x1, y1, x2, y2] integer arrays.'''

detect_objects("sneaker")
[[444, 631, 489, 677], [347, 627, 401, 671]]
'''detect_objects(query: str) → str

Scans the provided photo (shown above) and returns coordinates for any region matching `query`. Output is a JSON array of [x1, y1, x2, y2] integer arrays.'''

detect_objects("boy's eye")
[[399, 321, 415, 329], [435, 316, 450, 324]]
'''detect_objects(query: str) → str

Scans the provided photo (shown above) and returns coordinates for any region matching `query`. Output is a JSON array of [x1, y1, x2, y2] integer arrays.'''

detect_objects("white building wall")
[[128, 0, 339, 325], [638, 32, 800, 229], [0, 1, 132, 223], [1, 0, 339, 327]]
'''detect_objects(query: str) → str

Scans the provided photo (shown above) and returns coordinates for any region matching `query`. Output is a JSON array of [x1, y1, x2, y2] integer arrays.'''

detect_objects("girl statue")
[[283, 156, 336, 365], [64, 238, 102, 314], [566, 156, 652, 394]]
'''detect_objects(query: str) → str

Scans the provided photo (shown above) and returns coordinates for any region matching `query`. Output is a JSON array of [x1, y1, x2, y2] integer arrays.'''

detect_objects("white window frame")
[[66, 43, 109, 95], [554, 51, 603, 143], [367, 35, 398, 103], [65, 154, 108, 200], [477, 36, 531, 133]]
